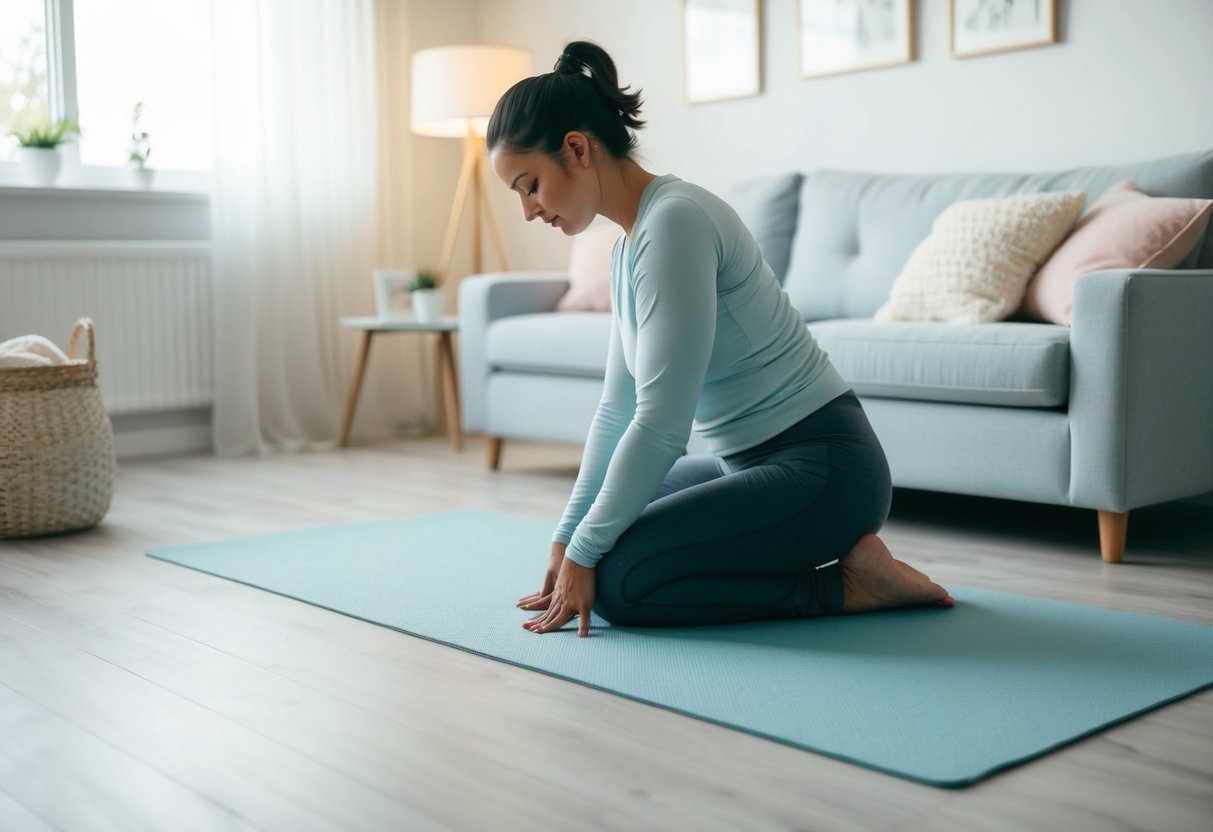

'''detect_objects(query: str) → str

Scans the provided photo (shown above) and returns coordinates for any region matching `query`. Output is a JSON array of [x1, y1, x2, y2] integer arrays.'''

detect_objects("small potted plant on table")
[[409, 269, 445, 322]]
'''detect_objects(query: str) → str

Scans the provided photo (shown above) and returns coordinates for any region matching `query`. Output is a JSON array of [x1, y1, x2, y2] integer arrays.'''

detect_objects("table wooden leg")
[[437, 331, 463, 451], [340, 330, 374, 447]]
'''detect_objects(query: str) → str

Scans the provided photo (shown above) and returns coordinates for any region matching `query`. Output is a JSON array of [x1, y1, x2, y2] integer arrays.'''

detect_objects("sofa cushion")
[[722, 172, 804, 285], [784, 148, 1213, 322], [486, 312, 610, 377], [810, 319, 1071, 407], [1021, 180, 1213, 325], [556, 221, 620, 312], [874, 190, 1085, 324]]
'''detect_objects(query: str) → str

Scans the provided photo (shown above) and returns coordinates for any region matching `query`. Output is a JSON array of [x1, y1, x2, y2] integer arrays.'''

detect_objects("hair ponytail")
[[487, 40, 645, 160]]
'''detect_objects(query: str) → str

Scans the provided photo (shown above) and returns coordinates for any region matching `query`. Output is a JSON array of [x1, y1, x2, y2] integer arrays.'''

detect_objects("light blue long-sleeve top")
[[554, 174, 850, 568]]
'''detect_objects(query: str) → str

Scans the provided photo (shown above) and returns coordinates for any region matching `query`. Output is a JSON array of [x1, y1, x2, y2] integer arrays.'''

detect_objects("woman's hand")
[[517, 541, 567, 611], [521, 555, 596, 637]]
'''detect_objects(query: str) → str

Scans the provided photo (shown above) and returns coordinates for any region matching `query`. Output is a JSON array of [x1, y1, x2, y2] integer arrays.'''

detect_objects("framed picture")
[[681, 0, 762, 104], [372, 268, 415, 319], [950, 0, 1057, 58], [798, 0, 914, 79]]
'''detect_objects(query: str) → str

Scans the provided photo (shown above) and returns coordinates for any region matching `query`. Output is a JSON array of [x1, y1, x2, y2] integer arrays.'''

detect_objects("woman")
[[487, 41, 955, 637]]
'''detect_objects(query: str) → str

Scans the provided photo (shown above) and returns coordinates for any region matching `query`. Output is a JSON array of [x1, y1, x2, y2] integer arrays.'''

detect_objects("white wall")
[[472, 0, 1213, 272]]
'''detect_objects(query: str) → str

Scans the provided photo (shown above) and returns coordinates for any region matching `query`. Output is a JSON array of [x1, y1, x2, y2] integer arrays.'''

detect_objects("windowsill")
[[0, 182, 210, 201], [0, 160, 212, 199], [0, 157, 214, 241]]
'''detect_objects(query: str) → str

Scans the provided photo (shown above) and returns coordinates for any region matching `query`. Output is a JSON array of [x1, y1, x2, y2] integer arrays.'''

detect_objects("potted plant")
[[9, 117, 81, 187], [409, 269, 445, 322], [127, 101, 153, 189]]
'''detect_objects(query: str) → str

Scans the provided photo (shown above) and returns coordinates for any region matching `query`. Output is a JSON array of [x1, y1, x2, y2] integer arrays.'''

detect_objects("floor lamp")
[[411, 45, 533, 281]]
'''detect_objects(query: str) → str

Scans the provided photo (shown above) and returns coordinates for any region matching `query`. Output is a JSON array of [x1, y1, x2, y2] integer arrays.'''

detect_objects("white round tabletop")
[[340, 315, 459, 332]]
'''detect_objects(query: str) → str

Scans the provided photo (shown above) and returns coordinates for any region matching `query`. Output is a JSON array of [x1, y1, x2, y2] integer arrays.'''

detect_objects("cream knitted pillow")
[[875, 191, 1087, 324]]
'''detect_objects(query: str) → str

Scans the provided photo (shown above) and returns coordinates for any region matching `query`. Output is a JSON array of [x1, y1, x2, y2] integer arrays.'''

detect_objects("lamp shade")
[[411, 45, 533, 138]]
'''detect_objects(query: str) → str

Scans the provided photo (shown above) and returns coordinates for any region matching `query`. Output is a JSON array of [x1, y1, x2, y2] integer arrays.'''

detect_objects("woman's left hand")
[[522, 557, 595, 637]]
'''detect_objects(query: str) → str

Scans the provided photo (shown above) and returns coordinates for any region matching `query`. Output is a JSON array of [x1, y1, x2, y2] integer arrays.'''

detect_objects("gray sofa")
[[459, 148, 1213, 563]]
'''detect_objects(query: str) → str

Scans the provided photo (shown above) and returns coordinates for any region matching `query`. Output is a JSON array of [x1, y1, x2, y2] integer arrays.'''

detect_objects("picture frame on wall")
[[950, 0, 1058, 58], [682, 0, 763, 104], [797, 0, 914, 79]]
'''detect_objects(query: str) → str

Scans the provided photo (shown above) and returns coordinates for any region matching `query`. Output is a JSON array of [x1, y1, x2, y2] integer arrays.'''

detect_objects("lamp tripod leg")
[[477, 153, 510, 272], [437, 143, 478, 281]]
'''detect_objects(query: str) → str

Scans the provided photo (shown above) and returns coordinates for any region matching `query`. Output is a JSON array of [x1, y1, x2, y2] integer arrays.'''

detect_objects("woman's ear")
[[565, 131, 593, 169]]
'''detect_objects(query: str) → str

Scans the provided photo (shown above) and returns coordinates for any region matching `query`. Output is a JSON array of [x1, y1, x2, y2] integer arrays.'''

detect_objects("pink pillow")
[[1021, 180, 1212, 325], [555, 222, 621, 312]]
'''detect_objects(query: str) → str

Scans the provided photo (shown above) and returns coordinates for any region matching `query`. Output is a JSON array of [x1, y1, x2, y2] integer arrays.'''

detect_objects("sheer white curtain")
[[210, 0, 425, 455]]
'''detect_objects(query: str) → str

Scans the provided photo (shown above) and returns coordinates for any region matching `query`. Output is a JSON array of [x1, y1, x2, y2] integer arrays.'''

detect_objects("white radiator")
[[0, 241, 214, 414]]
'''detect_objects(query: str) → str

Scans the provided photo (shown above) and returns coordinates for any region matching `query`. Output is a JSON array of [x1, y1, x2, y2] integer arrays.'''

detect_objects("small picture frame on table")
[[373, 268, 415, 320], [950, 0, 1058, 59], [681, 0, 763, 104], [797, 0, 915, 79]]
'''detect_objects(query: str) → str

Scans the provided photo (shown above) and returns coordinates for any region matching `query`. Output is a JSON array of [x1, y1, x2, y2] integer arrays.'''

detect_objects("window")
[[0, 0, 213, 182], [0, 0, 50, 156], [74, 0, 213, 171]]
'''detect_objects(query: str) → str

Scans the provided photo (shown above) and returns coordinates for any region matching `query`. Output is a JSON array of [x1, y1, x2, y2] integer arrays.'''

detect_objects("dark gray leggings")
[[592, 391, 892, 627]]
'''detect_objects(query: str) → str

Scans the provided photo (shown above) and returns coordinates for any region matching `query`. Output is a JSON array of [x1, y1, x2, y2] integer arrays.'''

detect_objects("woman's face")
[[491, 134, 597, 236]]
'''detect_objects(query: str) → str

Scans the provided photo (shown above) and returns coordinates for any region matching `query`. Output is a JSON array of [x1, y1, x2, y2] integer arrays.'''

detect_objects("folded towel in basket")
[[0, 334, 70, 369]]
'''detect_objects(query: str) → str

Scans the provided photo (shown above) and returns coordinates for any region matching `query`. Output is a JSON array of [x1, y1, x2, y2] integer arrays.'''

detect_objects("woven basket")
[[0, 318, 117, 538]]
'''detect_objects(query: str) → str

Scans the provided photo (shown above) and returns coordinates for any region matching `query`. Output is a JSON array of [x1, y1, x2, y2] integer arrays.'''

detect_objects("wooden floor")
[[1, 435, 1211, 832]]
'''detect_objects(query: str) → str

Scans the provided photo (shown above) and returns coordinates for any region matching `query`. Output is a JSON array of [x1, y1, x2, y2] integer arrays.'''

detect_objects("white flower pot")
[[411, 288, 444, 322], [18, 146, 63, 187], [129, 167, 155, 189]]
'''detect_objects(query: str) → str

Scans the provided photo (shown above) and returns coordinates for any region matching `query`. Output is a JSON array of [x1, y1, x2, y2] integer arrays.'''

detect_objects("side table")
[[339, 315, 462, 450]]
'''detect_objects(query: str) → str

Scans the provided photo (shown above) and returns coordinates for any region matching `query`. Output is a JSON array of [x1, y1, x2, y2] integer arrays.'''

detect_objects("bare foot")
[[836, 534, 956, 614]]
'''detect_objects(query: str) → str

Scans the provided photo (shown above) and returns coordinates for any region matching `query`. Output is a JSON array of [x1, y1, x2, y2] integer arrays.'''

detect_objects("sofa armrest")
[[1068, 268, 1213, 511], [458, 272, 570, 432]]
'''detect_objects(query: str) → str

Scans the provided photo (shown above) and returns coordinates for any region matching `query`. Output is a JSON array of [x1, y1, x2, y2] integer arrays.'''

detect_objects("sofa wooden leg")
[[486, 436, 503, 471], [1098, 510, 1129, 563]]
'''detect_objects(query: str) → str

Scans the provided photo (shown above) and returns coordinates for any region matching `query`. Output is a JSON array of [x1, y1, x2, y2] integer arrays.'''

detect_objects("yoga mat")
[[147, 510, 1213, 788]]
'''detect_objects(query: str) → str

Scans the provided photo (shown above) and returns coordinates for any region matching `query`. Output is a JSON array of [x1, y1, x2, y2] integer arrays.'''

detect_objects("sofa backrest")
[[781, 148, 1213, 322], [721, 172, 804, 285]]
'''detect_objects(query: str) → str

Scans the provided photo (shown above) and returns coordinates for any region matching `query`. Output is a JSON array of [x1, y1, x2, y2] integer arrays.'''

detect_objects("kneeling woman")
[[488, 41, 955, 637]]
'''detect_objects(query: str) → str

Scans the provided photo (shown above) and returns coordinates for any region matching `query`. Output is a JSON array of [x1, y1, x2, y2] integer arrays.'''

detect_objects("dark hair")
[[486, 40, 645, 161]]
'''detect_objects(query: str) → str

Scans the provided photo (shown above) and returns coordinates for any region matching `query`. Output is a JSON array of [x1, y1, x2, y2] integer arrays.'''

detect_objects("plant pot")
[[18, 146, 63, 187], [129, 167, 155, 189], [411, 288, 444, 323]]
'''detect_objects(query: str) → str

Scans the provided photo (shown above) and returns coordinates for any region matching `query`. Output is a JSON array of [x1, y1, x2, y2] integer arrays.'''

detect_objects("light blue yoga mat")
[[147, 510, 1213, 788]]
